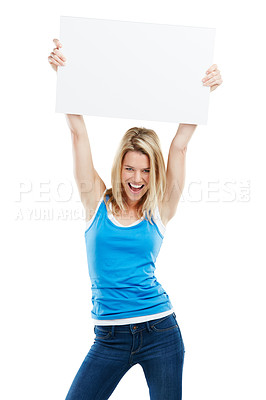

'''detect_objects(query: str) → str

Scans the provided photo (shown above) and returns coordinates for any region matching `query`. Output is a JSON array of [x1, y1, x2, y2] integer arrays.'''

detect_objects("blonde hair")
[[104, 127, 166, 225]]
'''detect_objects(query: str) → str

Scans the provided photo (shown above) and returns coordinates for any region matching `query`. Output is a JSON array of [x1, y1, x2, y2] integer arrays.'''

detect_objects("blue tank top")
[[84, 192, 174, 322]]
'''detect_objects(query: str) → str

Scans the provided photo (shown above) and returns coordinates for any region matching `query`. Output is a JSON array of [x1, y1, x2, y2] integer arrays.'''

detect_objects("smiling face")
[[121, 150, 150, 207]]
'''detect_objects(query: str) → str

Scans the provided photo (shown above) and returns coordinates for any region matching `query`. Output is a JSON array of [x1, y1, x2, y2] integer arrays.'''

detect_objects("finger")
[[53, 47, 66, 61], [50, 52, 65, 66], [51, 53, 65, 65], [205, 70, 219, 79], [206, 64, 218, 74], [48, 56, 60, 66], [204, 77, 217, 86], [53, 38, 62, 49], [202, 69, 220, 83], [204, 77, 223, 86]]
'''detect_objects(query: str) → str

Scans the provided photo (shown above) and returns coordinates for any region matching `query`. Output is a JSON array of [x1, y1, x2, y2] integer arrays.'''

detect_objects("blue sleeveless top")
[[84, 191, 173, 322]]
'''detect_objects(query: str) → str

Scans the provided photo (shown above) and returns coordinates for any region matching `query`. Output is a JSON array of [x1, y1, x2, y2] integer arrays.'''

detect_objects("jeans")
[[65, 312, 185, 400]]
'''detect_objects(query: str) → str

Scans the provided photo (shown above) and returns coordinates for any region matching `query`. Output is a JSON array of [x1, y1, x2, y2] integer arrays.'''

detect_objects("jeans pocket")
[[150, 313, 178, 332], [94, 325, 112, 339]]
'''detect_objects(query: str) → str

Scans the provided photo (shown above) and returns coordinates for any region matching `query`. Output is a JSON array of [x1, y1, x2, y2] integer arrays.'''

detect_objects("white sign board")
[[56, 16, 215, 124]]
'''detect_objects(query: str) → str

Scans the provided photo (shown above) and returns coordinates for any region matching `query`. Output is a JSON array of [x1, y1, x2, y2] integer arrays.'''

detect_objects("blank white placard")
[[55, 16, 215, 125]]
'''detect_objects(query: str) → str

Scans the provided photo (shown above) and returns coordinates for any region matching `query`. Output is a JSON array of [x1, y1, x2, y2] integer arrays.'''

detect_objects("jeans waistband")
[[95, 312, 176, 336]]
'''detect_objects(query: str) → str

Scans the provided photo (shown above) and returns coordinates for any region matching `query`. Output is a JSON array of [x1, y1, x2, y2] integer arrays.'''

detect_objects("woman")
[[48, 38, 222, 400]]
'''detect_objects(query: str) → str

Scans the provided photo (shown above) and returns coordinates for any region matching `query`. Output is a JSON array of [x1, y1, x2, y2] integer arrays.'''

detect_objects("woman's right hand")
[[48, 38, 66, 72]]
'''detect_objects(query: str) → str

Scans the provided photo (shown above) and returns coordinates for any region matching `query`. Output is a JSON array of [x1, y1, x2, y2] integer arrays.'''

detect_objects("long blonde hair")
[[104, 127, 166, 225]]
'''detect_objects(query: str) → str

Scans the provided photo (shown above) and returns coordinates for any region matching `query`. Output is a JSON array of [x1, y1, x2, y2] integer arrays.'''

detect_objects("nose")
[[134, 170, 142, 183]]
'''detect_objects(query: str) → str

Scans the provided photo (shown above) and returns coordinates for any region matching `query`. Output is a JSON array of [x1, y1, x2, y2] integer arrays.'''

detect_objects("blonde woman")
[[48, 38, 222, 400]]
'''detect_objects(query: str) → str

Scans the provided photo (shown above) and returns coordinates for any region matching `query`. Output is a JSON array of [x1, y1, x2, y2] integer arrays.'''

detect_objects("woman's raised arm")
[[48, 39, 106, 215]]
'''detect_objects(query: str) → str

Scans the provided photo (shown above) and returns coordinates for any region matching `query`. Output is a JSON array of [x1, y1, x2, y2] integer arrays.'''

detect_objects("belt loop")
[[111, 325, 115, 337], [146, 321, 152, 332]]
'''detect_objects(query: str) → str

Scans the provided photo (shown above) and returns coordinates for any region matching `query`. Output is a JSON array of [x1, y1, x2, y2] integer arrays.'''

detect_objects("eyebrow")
[[124, 165, 150, 170]]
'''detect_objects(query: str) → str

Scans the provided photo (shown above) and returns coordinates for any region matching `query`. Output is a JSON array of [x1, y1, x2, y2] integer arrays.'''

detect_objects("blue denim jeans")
[[65, 312, 185, 400]]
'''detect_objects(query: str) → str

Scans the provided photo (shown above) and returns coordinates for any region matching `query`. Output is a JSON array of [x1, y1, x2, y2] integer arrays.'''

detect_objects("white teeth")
[[130, 183, 143, 188]]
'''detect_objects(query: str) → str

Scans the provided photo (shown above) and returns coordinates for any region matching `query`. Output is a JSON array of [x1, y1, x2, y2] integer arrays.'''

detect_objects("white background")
[[1, 0, 266, 399]]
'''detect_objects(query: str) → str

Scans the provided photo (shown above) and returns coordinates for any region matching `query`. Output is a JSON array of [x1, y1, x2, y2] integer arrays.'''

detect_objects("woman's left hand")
[[202, 64, 223, 92]]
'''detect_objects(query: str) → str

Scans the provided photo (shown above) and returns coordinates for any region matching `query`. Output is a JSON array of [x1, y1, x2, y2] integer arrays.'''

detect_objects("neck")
[[125, 197, 141, 212]]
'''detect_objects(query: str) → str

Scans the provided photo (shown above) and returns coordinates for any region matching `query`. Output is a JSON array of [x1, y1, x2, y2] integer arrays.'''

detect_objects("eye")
[[125, 167, 133, 171], [144, 169, 150, 173]]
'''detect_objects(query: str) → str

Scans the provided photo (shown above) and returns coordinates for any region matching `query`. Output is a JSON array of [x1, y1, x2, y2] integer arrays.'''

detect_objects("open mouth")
[[128, 183, 144, 193]]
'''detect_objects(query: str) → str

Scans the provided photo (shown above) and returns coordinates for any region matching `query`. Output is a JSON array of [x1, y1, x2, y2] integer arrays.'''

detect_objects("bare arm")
[[161, 124, 197, 224], [66, 114, 106, 210]]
